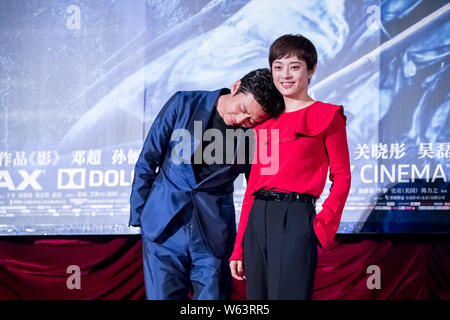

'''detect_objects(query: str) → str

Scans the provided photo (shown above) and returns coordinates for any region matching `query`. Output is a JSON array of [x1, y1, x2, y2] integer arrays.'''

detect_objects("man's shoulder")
[[173, 89, 227, 113], [176, 89, 225, 97]]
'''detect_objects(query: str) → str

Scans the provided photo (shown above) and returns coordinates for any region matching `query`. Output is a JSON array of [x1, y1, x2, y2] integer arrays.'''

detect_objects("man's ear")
[[231, 80, 241, 95]]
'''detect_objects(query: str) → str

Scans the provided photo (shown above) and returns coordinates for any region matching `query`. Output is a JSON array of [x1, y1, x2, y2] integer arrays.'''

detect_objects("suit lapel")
[[194, 127, 251, 190], [184, 89, 223, 187]]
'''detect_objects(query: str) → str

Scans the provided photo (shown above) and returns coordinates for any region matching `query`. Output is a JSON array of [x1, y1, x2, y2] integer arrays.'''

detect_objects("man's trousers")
[[142, 204, 232, 300]]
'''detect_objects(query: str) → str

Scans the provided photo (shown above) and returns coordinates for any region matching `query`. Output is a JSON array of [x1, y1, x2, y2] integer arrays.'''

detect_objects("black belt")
[[252, 189, 316, 205]]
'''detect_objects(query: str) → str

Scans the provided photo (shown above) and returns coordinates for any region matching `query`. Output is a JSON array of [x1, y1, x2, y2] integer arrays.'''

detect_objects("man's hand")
[[229, 260, 245, 280]]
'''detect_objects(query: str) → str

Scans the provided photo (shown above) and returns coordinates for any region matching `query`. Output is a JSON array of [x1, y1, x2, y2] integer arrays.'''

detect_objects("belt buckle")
[[272, 192, 280, 201]]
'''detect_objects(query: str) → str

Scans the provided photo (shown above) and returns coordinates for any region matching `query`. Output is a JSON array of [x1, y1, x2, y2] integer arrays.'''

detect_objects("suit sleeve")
[[129, 92, 181, 227], [313, 109, 351, 248]]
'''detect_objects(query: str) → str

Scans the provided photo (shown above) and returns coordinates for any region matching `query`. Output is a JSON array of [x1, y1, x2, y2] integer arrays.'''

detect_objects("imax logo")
[[0, 170, 44, 190]]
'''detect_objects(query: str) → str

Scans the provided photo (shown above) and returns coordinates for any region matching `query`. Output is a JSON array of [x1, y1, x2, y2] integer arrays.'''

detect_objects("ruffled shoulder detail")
[[256, 102, 346, 144], [291, 101, 345, 137]]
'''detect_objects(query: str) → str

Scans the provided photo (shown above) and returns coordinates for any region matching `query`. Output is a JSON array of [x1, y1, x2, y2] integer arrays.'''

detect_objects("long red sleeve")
[[230, 101, 351, 261], [312, 108, 351, 247]]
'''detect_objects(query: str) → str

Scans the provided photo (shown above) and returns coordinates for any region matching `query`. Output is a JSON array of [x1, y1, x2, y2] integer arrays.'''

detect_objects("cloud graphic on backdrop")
[[58, 0, 349, 153]]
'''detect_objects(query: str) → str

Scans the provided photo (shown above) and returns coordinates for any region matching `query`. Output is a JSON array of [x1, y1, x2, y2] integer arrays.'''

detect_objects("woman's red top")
[[230, 101, 351, 261]]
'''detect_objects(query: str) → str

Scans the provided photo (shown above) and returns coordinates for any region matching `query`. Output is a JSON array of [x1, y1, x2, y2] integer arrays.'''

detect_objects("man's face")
[[222, 83, 269, 128]]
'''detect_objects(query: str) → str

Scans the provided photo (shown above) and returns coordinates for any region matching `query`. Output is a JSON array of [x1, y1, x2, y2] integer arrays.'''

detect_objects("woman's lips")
[[281, 81, 294, 89]]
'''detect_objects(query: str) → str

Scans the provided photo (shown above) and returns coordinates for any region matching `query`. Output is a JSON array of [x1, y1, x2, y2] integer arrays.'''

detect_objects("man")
[[129, 68, 284, 300]]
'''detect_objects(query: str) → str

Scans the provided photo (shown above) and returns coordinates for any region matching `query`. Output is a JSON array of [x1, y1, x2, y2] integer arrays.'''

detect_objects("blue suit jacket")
[[129, 89, 250, 258]]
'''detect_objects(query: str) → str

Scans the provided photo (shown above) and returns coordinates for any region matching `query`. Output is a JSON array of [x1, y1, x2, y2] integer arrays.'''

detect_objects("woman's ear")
[[308, 64, 317, 85], [309, 64, 317, 80]]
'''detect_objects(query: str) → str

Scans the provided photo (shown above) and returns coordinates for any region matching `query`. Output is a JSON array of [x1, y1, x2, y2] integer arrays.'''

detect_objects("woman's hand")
[[229, 260, 246, 280]]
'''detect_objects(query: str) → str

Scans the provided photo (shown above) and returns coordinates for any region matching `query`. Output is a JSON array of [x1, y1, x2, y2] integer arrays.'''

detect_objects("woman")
[[229, 34, 351, 300]]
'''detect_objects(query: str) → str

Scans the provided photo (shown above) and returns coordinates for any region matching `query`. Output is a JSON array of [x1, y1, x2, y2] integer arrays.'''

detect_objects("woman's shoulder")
[[289, 101, 346, 136], [304, 101, 346, 135], [254, 101, 346, 134], [311, 100, 343, 113]]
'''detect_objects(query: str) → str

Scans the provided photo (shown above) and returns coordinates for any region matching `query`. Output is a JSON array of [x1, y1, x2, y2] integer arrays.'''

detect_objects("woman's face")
[[271, 55, 316, 98]]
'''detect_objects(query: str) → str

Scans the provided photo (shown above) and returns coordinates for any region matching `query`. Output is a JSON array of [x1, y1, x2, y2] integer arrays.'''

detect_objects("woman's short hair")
[[269, 34, 317, 71]]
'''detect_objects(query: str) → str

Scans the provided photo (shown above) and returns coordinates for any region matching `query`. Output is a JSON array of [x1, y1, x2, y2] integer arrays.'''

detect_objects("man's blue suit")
[[129, 89, 250, 299]]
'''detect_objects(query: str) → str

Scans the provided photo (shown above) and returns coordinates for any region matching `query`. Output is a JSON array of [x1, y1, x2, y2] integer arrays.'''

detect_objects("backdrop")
[[0, 1, 449, 234]]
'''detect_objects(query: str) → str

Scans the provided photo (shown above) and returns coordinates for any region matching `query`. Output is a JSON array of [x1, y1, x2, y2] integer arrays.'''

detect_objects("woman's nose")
[[281, 68, 291, 78]]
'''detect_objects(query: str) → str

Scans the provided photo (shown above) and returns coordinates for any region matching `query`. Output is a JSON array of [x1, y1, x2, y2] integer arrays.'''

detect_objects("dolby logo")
[[57, 169, 133, 189]]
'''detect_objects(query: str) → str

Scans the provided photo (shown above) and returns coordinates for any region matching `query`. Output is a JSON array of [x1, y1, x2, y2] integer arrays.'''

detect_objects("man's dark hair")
[[269, 34, 317, 71], [235, 68, 284, 119]]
